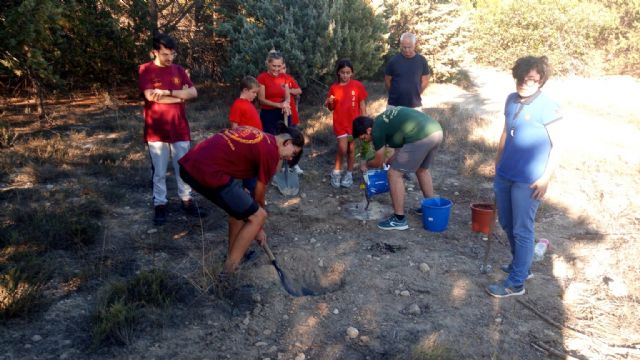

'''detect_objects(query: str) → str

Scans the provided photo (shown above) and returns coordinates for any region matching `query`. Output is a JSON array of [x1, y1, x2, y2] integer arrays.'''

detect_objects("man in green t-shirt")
[[353, 107, 443, 230]]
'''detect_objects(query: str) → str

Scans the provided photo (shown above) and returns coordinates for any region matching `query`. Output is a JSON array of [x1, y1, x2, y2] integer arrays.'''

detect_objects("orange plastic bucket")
[[470, 203, 495, 235]]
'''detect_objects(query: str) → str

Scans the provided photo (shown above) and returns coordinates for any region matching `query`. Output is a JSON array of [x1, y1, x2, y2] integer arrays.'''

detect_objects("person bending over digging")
[[353, 107, 443, 230], [178, 125, 304, 276]]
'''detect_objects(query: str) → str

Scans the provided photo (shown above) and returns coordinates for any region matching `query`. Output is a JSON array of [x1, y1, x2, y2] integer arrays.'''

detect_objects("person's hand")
[[325, 96, 335, 110], [150, 89, 167, 101], [255, 228, 267, 246], [281, 102, 291, 116], [530, 176, 550, 200], [359, 161, 368, 173]]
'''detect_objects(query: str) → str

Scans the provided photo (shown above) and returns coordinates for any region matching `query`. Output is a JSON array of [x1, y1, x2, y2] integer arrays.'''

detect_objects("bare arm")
[[366, 147, 386, 168], [289, 87, 302, 96], [420, 75, 430, 93], [359, 100, 367, 116], [495, 123, 508, 169], [143, 86, 196, 104], [254, 180, 267, 207], [384, 75, 392, 91], [530, 121, 563, 199]]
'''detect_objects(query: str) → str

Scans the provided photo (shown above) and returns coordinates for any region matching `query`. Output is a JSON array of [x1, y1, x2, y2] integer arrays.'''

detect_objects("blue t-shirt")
[[497, 91, 562, 184], [385, 53, 430, 108]]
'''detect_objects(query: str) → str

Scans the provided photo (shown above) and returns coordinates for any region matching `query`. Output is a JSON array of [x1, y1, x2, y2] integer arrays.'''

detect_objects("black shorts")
[[180, 166, 259, 220]]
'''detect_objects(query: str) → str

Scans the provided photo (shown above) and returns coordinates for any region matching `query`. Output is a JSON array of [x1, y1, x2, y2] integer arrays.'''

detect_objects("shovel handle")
[[261, 242, 276, 262]]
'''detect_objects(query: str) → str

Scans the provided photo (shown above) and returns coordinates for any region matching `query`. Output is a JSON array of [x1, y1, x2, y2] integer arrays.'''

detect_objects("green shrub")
[[219, 0, 386, 90], [0, 261, 48, 321], [470, 0, 618, 75], [91, 269, 182, 347]]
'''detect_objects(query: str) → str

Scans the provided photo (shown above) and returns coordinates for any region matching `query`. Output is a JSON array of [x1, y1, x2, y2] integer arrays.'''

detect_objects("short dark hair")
[[153, 33, 176, 51], [352, 116, 373, 139], [512, 56, 551, 87], [335, 59, 354, 78], [277, 124, 305, 166], [240, 76, 259, 92]]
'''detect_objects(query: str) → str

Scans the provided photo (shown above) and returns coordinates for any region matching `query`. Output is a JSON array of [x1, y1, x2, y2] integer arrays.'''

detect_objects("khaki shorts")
[[389, 131, 443, 173]]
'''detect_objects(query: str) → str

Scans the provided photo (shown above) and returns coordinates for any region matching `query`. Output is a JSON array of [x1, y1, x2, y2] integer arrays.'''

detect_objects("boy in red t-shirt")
[[325, 59, 368, 188], [178, 126, 304, 277], [230, 76, 262, 130], [282, 63, 304, 174]]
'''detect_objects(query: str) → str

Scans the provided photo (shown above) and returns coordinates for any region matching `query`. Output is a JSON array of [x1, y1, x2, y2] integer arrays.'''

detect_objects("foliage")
[[0, 121, 19, 148], [470, 0, 619, 75], [381, 0, 471, 83], [0, 257, 49, 321], [219, 0, 386, 91], [92, 269, 181, 347]]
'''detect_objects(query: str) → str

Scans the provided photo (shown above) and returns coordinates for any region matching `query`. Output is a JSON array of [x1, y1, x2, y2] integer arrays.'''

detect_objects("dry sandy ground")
[[1, 67, 639, 359]]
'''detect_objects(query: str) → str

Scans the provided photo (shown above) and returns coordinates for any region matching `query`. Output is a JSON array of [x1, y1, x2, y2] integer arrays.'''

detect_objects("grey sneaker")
[[340, 172, 353, 188], [377, 215, 409, 230], [486, 283, 525, 298], [500, 264, 534, 280], [330, 170, 341, 188]]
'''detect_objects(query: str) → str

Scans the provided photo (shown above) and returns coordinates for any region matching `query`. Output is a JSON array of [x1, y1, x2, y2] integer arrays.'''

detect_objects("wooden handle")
[[261, 243, 276, 262]]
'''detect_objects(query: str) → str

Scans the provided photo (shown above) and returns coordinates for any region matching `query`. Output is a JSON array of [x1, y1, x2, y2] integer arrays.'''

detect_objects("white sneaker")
[[340, 172, 353, 188], [330, 170, 342, 188], [293, 164, 304, 175]]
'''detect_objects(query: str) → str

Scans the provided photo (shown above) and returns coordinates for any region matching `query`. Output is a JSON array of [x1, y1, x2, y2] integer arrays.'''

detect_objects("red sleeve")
[[229, 99, 242, 124], [138, 63, 153, 92], [257, 136, 280, 184], [257, 72, 268, 86], [288, 75, 300, 89], [328, 83, 336, 97], [356, 81, 368, 101], [176, 65, 193, 88]]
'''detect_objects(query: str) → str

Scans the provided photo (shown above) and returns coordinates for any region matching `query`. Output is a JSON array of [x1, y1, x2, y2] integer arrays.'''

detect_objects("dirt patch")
[[1, 68, 639, 359]]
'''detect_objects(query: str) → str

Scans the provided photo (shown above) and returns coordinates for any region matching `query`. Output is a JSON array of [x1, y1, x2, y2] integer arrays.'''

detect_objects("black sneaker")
[[182, 199, 207, 218], [153, 205, 167, 226]]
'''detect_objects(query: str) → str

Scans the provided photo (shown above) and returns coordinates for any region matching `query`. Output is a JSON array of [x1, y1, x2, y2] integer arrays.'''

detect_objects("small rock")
[[268, 345, 278, 353], [333, 308, 339, 315], [300, 192, 307, 198], [242, 317, 250, 326], [147, 228, 158, 234], [310, 238, 317, 243], [346, 327, 359, 338], [295, 354, 306, 360], [408, 304, 421, 315], [360, 335, 370, 344], [263, 329, 272, 336], [319, 259, 324, 267], [495, 317, 503, 324], [283, 315, 289, 320], [31, 335, 42, 342], [394, 290, 400, 295], [24, 344, 32, 349], [419, 263, 430, 273], [400, 290, 410, 297], [337, 206, 341, 210], [255, 341, 268, 347]]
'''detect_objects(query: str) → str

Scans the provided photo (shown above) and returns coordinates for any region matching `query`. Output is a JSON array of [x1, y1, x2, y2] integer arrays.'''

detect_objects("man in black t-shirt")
[[384, 32, 431, 109]]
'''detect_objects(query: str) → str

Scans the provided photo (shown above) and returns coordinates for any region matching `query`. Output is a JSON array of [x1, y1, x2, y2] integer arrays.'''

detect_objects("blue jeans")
[[494, 175, 540, 286]]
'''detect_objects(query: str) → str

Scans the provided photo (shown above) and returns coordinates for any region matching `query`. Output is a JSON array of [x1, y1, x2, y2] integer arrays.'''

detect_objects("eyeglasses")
[[517, 77, 540, 86]]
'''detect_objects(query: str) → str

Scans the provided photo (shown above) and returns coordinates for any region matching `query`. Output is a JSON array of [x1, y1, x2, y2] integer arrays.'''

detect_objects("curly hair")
[[512, 56, 551, 87]]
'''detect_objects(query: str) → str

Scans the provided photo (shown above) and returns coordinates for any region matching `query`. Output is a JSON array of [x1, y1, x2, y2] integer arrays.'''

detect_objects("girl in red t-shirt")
[[257, 51, 291, 135], [325, 59, 368, 188], [282, 62, 304, 174]]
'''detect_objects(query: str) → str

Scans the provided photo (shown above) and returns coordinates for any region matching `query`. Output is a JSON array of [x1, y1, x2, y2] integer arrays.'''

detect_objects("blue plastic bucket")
[[421, 197, 453, 232], [365, 169, 389, 198]]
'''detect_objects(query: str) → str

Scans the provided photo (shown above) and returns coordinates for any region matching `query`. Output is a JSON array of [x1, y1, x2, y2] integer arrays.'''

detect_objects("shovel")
[[261, 243, 314, 297], [272, 162, 300, 196]]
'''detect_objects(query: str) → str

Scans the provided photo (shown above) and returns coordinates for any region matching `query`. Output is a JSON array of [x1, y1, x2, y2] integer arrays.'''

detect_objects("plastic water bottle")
[[533, 238, 550, 261]]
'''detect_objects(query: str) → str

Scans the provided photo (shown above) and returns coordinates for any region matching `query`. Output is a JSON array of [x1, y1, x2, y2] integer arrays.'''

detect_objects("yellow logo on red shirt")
[[221, 127, 267, 150], [172, 77, 181, 87]]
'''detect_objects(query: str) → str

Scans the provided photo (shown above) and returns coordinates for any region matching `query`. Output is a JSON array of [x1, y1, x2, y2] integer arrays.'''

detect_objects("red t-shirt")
[[138, 61, 193, 142], [284, 74, 301, 125], [328, 80, 368, 136], [229, 98, 262, 130], [257, 72, 288, 110], [178, 127, 280, 189]]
